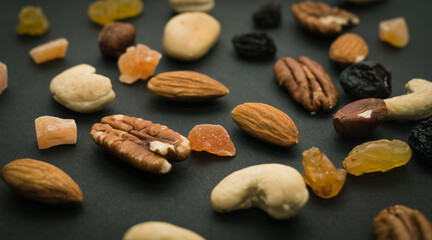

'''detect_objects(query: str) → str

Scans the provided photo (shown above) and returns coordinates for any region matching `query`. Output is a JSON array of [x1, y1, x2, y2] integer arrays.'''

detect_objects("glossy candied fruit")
[[118, 44, 162, 84], [188, 124, 236, 157], [16, 6, 50, 36], [379, 17, 409, 48], [88, 0, 143, 25], [302, 147, 346, 199], [343, 139, 412, 176], [29, 38, 69, 64], [35, 116, 77, 150]]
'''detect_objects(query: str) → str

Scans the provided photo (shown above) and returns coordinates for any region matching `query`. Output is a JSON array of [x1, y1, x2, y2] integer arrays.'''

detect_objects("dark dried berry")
[[409, 117, 432, 161], [232, 32, 276, 59], [252, 2, 281, 28], [339, 61, 391, 99], [98, 22, 136, 58]]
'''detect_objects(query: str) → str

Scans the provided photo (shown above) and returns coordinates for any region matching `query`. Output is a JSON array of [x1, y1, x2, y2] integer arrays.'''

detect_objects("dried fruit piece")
[[35, 116, 77, 150], [340, 61, 392, 99], [118, 44, 162, 84], [252, 2, 282, 28], [232, 32, 276, 59], [88, 0, 143, 25], [99, 22, 136, 58], [1, 158, 83, 204], [329, 33, 368, 66], [90, 114, 191, 174], [0, 62, 7, 95], [379, 17, 409, 48], [302, 147, 346, 199], [343, 139, 412, 176], [16, 6, 50, 36], [29, 38, 69, 64], [374, 205, 432, 240], [409, 117, 432, 161], [188, 124, 236, 156]]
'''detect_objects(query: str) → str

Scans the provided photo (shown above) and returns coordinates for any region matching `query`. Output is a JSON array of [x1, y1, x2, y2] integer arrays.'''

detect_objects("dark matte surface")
[[0, 0, 431, 239]]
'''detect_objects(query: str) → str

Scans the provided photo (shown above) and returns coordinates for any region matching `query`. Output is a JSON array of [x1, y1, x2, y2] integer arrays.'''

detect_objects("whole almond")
[[329, 33, 369, 66], [1, 158, 83, 204], [147, 71, 229, 101], [231, 103, 299, 147]]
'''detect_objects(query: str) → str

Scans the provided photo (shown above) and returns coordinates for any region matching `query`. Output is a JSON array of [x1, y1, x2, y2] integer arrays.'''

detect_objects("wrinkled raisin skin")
[[232, 33, 276, 59], [409, 117, 432, 162], [252, 2, 281, 28], [339, 61, 391, 99]]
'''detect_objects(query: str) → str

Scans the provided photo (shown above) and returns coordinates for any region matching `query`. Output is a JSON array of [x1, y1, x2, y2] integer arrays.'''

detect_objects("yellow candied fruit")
[[16, 6, 50, 36], [88, 0, 143, 26], [343, 139, 412, 176], [302, 147, 346, 199], [379, 17, 409, 48]]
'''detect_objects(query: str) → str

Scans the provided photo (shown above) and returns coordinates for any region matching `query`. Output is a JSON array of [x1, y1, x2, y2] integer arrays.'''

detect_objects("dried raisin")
[[232, 32, 276, 59], [409, 117, 432, 162], [16, 6, 50, 36], [252, 2, 281, 28]]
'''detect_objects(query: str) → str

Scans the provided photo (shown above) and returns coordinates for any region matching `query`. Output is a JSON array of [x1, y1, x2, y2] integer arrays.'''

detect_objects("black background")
[[0, 0, 431, 239]]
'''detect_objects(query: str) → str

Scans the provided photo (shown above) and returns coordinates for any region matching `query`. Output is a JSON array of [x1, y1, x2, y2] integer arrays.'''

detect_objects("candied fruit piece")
[[16, 6, 50, 36], [188, 124, 236, 157], [302, 147, 346, 199], [88, 0, 143, 26], [29, 38, 69, 64], [343, 139, 412, 176], [379, 17, 409, 48], [35, 116, 77, 150], [118, 44, 162, 84], [0, 62, 7, 95]]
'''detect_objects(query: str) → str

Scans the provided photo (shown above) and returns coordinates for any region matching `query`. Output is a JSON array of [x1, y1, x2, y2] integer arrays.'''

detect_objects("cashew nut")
[[123, 221, 205, 240], [384, 78, 432, 120], [210, 163, 309, 220]]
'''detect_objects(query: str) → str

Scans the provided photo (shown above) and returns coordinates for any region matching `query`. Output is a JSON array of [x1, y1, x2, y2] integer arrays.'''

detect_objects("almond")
[[231, 103, 299, 147], [329, 33, 369, 66], [147, 71, 228, 101], [1, 158, 83, 204]]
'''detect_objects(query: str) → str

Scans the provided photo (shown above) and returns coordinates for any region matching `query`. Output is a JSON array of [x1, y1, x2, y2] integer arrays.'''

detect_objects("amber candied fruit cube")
[[35, 116, 77, 149], [188, 124, 236, 157], [16, 6, 50, 36], [379, 17, 409, 48], [29, 38, 69, 64], [118, 44, 162, 84]]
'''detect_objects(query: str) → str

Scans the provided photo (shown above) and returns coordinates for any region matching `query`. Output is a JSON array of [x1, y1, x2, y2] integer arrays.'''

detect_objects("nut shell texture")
[[123, 221, 205, 240], [231, 103, 299, 147], [1, 158, 83, 204], [211, 163, 309, 220]]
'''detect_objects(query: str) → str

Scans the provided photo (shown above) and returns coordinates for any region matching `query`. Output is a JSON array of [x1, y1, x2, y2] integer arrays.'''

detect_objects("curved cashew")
[[211, 164, 309, 220], [384, 78, 432, 120], [123, 221, 205, 240]]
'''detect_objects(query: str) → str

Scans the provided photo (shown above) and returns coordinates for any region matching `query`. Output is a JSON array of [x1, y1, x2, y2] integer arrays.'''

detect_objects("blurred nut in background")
[[0, 62, 7, 95], [329, 33, 368, 67], [169, 0, 214, 13], [98, 22, 136, 58]]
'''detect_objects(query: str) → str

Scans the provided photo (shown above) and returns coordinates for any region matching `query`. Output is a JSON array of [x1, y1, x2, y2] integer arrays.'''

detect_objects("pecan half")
[[374, 205, 432, 240], [90, 115, 191, 174], [273, 56, 338, 114], [291, 1, 359, 35]]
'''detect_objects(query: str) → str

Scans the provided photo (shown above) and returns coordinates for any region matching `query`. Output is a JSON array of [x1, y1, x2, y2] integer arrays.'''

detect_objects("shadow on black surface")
[[190, 151, 234, 166], [346, 166, 409, 190], [146, 96, 229, 116]]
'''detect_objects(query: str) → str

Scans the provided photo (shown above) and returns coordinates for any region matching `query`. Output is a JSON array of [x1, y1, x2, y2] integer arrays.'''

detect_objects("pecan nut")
[[374, 205, 432, 240], [273, 56, 338, 114], [291, 1, 359, 35], [90, 115, 191, 174]]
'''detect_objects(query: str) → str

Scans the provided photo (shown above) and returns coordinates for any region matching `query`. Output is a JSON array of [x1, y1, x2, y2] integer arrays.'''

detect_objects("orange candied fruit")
[[29, 38, 69, 64], [118, 44, 162, 84], [379, 17, 409, 48], [35, 116, 77, 149], [188, 124, 236, 157], [302, 147, 346, 199]]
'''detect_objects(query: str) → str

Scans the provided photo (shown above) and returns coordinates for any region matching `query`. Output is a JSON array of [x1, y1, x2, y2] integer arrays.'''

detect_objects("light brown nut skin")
[[98, 22, 136, 59], [273, 56, 338, 114], [374, 205, 432, 240], [123, 221, 205, 240], [90, 114, 191, 174], [1, 158, 83, 204], [291, 1, 359, 35], [0, 61, 7, 95], [231, 103, 299, 147], [333, 98, 388, 138], [147, 71, 229, 102], [329, 33, 369, 67]]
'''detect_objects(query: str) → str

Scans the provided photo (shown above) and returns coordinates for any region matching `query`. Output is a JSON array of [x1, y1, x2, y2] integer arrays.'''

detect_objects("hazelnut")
[[98, 22, 136, 58], [333, 98, 388, 138]]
